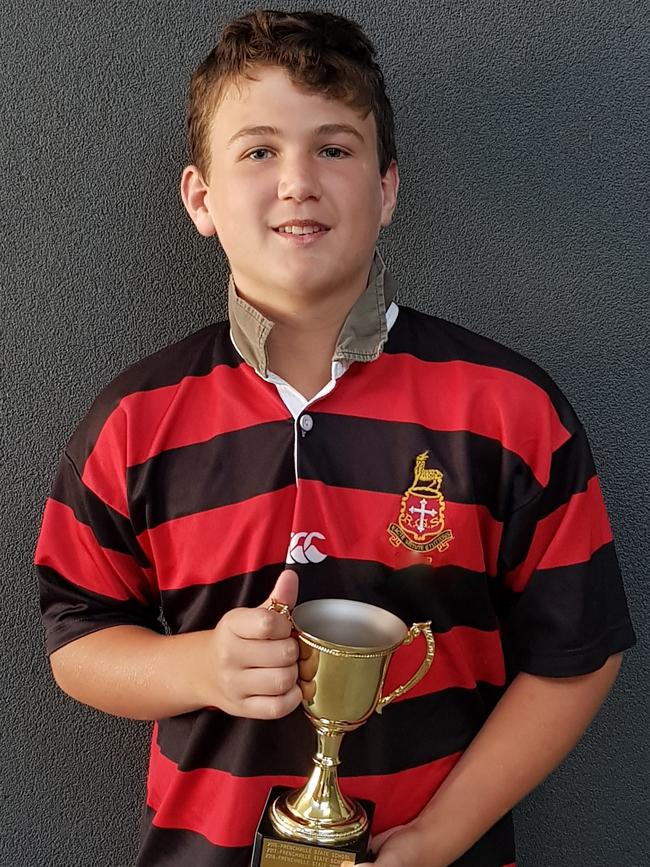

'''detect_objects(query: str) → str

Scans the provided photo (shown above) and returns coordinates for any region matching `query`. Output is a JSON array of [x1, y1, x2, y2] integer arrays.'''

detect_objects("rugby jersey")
[[35, 253, 635, 867]]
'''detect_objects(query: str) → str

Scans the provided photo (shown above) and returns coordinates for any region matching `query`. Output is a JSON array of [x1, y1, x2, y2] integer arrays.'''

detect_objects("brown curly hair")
[[187, 9, 397, 180]]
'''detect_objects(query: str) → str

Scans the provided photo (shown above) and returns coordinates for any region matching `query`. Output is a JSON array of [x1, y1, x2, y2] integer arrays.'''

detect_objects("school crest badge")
[[387, 451, 454, 554]]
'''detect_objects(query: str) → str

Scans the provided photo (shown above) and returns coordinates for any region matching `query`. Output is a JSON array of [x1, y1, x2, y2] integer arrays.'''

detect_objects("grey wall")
[[3, 1, 648, 864]]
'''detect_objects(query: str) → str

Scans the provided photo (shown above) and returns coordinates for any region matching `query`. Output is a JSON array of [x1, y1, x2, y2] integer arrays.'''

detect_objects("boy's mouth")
[[271, 219, 330, 236]]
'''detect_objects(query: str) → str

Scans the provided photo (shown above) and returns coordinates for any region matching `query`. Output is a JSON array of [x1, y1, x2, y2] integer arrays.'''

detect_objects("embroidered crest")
[[387, 452, 454, 554]]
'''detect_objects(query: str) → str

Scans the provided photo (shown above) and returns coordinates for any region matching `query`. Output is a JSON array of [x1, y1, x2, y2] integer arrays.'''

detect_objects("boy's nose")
[[277, 160, 322, 202]]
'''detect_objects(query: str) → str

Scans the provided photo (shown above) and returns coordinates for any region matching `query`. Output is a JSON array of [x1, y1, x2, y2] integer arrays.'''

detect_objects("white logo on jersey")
[[287, 532, 327, 564]]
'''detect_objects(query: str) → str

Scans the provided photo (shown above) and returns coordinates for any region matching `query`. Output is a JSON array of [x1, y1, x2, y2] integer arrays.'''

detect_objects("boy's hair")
[[187, 9, 396, 179]]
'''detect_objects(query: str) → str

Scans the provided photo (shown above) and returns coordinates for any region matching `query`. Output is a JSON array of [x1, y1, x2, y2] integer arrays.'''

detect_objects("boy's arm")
[[49, 570, 302, 721], [357, 653, 622, 867]]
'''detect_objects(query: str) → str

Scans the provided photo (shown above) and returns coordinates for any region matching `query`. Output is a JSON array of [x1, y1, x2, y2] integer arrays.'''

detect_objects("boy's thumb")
[[260, 569, 299, 611]]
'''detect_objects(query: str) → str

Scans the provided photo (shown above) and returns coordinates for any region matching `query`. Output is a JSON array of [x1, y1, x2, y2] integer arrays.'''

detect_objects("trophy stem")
[[298, 728, 347, 815], [269, 726, 368, 844]]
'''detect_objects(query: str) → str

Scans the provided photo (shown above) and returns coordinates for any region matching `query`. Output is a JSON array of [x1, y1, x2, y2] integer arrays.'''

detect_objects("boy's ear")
[[380, 160, 400, 228], [180, 165, 217, 237]]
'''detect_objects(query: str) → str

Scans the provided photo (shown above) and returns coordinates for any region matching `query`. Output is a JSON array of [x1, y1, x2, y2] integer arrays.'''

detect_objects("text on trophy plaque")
[[260, 838, 354, 866]]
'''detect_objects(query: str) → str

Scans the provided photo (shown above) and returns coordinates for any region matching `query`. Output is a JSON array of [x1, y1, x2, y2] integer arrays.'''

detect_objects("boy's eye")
[[321, 146, 346, 159], [247, 148, 273, 161]]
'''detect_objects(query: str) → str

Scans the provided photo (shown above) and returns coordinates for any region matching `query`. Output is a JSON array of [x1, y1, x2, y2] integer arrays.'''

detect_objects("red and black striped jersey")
[[35, 305, 635, 867]]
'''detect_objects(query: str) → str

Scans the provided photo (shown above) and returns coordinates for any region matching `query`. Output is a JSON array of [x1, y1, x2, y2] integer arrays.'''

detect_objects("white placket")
[[264, 358, 349, 484]]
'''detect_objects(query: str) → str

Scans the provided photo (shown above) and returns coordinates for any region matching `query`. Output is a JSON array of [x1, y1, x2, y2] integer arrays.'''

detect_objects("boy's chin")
[[267, 263, 340, 297]]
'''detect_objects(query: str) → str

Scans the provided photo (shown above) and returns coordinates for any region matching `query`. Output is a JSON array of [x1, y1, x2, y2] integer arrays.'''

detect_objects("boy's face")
[[182, 65, 398, 307]]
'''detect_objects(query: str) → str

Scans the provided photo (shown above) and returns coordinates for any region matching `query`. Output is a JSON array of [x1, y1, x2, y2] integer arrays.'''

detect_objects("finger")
[[240, 665, 298, 697], [298, 643, 319, 681], [260, 568, 299, 609], [236, 636, 299, 668], [299, 678, 316, 702], [371, 825, 406, 852], [242, 684, 303, 720], [228, 606, 293, 640]]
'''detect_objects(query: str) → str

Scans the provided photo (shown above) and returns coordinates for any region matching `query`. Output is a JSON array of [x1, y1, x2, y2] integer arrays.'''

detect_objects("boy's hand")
[[202, 568, 302, 720], [352, 822, 441, 867]]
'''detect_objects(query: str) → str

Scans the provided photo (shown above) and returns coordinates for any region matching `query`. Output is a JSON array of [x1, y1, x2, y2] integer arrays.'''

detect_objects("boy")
[[35, 10, 635, 867]]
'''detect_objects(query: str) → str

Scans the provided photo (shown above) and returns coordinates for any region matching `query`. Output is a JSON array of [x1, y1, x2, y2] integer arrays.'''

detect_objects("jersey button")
[[299, 414, 314, 432]]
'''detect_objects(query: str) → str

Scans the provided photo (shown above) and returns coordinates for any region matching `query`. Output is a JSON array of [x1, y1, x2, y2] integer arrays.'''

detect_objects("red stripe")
[[138, 483, 501, 592], [295, 481, 503, 576], [325, 354, 571, 486], [81, 365, 290, 517], [146, 731, 460, 846], [81, 404, 129, 517], [34, 499, 155, 603], [383, 625, 506, 704], [506, 476, 613, 591], [138, 487, 297, 590], [343, 754, 461, 835]]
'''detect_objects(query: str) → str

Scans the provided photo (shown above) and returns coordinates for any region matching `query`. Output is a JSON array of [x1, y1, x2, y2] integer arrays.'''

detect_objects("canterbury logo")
[[287, 532, 327, 564]]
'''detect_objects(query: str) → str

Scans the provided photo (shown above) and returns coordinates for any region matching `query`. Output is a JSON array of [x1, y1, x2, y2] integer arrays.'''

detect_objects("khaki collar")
[[228, 248, 397, 377]]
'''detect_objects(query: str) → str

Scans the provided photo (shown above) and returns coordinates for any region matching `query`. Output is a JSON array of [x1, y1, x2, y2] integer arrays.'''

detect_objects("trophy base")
[[252, 787, 375, 866]]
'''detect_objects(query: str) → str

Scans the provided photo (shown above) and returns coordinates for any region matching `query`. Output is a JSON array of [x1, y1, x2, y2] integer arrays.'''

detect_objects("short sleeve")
[[498, 418, 636, 678], [35, 448, 163, 656]]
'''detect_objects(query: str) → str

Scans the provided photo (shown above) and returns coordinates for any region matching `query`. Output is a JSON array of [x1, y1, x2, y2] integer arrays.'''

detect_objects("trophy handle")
[[375, 622, 435, 714]]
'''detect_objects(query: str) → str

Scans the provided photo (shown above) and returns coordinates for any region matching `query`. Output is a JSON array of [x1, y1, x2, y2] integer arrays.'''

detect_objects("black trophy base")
[[251, 786, 375, 866]]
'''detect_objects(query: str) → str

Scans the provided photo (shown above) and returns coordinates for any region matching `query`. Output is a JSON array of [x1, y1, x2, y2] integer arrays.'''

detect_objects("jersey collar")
[[228, 248, 397, 377]]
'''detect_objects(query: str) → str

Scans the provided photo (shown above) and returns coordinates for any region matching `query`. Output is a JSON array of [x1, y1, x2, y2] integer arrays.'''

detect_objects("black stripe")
[[161, 562, 286, 633], [450, 812, 516, 866], [128, 420, 295, 533], [37, 566, 163, 655], [538, 426, 596, 518], [136, 808, 251, 867], [160, 559, 502, 636], [500, 541, 636, 677], [65, 321, 239, 470], [136, 806, 514, 867], [300, 414, 539, 522], [300, 558, 502, 634], [387, 306, 580, 436], [51, 453, 151, 567], [156, 682, 503, 777]]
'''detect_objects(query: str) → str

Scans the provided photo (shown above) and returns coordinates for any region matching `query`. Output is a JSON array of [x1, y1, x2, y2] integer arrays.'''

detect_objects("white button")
[[300, 414, 314, 432]]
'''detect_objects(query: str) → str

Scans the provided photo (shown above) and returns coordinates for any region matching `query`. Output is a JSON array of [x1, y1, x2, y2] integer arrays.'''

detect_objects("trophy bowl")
[[252, 598, 435, 866]]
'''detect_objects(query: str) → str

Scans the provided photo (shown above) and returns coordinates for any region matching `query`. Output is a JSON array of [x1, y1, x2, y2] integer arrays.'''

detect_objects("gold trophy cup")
[[251, 598, 435, 866]]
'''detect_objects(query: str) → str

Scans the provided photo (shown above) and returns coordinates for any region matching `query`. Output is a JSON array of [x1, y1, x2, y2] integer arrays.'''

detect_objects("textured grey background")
[[2, 0, 648, 865]]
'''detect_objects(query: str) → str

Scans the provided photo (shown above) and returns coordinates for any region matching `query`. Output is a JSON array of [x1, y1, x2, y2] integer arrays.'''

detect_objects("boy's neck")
[[266, 318, 343, 400], [232, 266, 371, 400]]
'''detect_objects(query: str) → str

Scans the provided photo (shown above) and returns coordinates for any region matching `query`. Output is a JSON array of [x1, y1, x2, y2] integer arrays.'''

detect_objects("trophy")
[[251, 598, 435, 866]]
